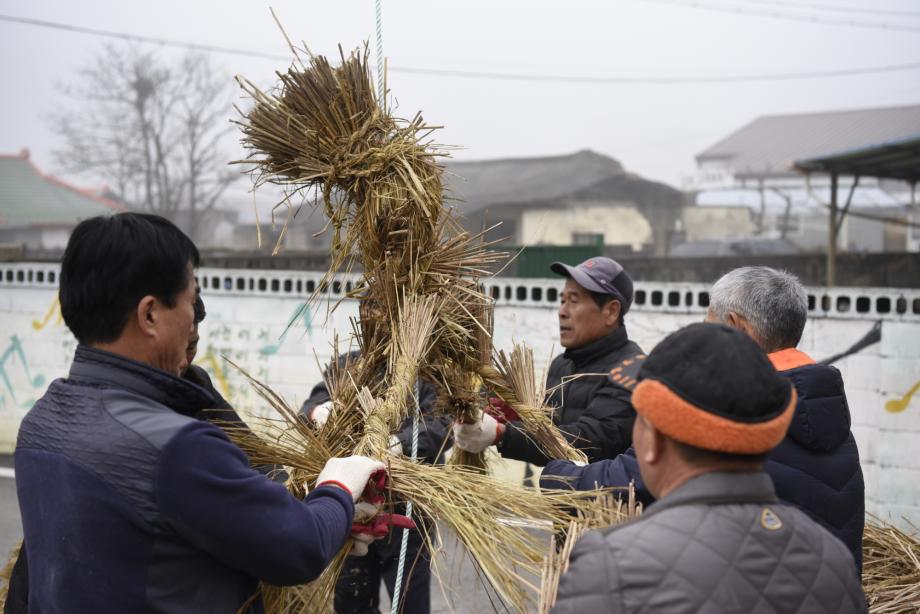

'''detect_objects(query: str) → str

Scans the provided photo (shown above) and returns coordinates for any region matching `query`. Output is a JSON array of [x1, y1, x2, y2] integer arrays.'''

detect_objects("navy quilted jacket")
[[14, 346, 354, 613], [542, 349, 865, 571]]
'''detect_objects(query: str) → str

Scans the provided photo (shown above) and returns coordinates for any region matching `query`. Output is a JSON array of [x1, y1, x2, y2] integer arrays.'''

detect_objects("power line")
[[3, 12, 920, 85], [0, 14, 291, 61], [390, 62, 920, 84], [641, 0, 920, 32], [730, 0, 920, 19]]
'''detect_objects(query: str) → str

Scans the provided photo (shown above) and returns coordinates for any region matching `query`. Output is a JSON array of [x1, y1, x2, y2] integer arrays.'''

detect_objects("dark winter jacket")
[[500, 326, 643, 466], [765, 348, 865, 570], [14, 346, 354, 613], [552, 471, 866, 614], [542, 347, 865, 570], [301, 352, 451, 465]]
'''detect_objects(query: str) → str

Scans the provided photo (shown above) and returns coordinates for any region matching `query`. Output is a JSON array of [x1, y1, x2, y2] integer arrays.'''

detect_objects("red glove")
[[484, 397, 520, 423]]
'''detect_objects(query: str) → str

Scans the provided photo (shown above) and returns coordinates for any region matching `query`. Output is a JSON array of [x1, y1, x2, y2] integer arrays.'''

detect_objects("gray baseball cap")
[[551, 256, 634, 314]]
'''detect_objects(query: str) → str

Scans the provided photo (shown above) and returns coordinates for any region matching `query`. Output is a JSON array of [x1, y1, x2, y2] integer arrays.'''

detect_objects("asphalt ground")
[[0, 456, 21, 563]]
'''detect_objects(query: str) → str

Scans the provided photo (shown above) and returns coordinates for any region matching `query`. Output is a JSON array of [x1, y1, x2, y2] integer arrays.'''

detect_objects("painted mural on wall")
[[0, 335, 46, 411], [2, 283, 920, 527]]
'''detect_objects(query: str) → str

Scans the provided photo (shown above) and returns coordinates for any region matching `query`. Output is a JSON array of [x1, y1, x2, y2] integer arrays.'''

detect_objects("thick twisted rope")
[[390, 379, 419, 614]]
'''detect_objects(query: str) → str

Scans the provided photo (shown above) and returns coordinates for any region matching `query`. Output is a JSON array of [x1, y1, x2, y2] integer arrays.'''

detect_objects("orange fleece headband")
[[632, 378, 797, 455]]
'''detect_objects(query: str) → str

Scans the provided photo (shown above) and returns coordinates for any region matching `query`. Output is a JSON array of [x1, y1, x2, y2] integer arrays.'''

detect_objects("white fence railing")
[[2, 262, 919, 321]]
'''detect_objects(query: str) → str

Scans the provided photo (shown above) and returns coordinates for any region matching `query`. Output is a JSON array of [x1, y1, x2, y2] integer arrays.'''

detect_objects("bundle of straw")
[[480, 346, 588, 464], [538, 488, 643, 614], [863, 517, 920, 612], [225, 358, 621, 612], [0, 541, 20, 611]]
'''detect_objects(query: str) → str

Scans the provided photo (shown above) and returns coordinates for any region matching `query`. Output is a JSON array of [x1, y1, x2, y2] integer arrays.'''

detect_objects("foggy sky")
[[2, 0, 918, 203]]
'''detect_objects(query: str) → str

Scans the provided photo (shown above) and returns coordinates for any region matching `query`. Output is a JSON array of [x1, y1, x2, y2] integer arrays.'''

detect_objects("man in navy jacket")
[[543, 267, 865, 570], [14, 213, 386, 613]]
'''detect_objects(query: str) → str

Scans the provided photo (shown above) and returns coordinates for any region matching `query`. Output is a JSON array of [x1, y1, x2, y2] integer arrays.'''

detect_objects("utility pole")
[[827, 173, 838, 287]]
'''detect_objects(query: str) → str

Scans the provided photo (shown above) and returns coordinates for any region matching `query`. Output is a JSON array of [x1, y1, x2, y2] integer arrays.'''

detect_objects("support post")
[[827, 173, 838, 288]]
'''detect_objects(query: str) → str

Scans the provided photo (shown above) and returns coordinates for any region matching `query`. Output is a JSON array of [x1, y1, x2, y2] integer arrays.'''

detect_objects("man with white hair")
[[705, 266, 864, 569]]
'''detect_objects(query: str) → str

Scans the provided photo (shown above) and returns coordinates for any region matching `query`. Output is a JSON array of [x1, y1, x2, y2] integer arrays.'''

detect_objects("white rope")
[[390, 378, 419, 614], [374, 5, 411, 610], [375, 0, 385, 108]]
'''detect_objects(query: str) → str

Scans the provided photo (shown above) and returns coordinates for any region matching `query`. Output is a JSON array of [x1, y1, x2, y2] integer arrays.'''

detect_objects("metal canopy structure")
[[794, 135, 920, 184], [793, 135, 920, 287]]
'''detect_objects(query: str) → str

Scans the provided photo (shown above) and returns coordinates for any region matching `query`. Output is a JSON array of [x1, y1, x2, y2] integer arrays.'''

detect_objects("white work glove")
[[316, 455, 386, 502], [388, 434, 403, 456], [309, 400, 332, 428], [350, 501, 383, 557], [452, 412, 501, 454]]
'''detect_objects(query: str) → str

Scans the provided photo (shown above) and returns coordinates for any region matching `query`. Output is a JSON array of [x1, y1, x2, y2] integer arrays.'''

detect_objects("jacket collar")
[[563, 325, 629, 367], [69, 345, 215, 417], [645, 471, 778, 518], [768, 348, 816, 372]]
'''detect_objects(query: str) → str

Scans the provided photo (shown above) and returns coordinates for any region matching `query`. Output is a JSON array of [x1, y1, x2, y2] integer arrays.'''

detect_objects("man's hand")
[[387, 434, 403, 456], [308, 401, 332, 428], [452, 412, 503, 453], [316, 456, 386, 502]]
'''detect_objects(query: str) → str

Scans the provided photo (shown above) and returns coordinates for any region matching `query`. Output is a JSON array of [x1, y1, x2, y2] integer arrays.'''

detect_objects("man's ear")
[[604, 299, 622, 327], [727, 311, 756, 339], [646, 421, 665, 466], [135, 295, 158, 338], [635, 415, 662, 466]]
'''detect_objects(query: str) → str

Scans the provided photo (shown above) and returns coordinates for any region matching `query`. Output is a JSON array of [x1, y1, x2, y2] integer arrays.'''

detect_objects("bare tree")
[[51, 45, 238, 241]]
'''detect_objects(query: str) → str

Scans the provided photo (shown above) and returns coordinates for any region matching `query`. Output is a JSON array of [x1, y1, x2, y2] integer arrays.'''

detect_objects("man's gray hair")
[[709, 267, 808, 352]]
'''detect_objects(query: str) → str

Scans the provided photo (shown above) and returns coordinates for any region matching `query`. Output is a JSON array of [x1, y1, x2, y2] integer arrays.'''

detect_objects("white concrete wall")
[[683, 206, 754, 242], [518, 202, 652, 250], [2, 262, 920, 527]]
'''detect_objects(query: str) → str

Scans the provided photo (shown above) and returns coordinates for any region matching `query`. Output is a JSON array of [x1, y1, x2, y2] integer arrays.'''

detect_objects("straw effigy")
[[231, 35, 604, 612]]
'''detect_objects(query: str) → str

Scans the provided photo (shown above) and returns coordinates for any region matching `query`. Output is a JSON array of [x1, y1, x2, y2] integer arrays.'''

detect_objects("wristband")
[[316, 480, 352, 496]]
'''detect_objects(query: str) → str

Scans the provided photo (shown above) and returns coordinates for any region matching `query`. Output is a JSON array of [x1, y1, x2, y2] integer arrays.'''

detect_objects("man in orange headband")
[[552, 323, 865, 613]]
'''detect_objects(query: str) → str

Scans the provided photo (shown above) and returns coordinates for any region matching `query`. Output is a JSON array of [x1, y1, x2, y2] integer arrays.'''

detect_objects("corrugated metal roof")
[[696, 104, 920, 179], [0, 153, 123, 227]]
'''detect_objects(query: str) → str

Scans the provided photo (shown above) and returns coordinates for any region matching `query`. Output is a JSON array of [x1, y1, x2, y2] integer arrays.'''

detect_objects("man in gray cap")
[[453, 257, 644, 465]]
